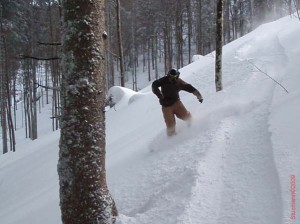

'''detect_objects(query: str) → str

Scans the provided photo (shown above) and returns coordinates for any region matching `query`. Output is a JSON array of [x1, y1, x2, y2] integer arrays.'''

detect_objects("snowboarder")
[[152, 68, 203, 136]]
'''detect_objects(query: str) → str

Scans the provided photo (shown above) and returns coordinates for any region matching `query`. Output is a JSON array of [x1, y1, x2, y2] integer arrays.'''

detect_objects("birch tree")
[[58, 0, 117, 223]]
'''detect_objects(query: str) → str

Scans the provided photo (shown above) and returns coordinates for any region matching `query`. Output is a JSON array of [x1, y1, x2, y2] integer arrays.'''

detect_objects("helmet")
[[168, 69, 180, 76]]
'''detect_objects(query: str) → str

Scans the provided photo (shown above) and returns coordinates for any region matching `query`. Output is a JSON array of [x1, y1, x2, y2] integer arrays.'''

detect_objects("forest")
[[0, 0, 299, 152], [1, 1, 300, 224]]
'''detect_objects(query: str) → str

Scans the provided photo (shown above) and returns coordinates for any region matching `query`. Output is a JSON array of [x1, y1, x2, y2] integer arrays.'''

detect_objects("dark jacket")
[[152, 76, 202, 107]]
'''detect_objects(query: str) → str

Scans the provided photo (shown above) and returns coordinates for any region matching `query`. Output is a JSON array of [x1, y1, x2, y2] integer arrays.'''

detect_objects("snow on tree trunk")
[[58, 1, 117, 224], [215, 0, 224, 92]]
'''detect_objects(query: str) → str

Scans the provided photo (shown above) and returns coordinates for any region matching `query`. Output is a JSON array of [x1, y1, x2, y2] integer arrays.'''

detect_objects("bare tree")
[[58, 0, 117, 223], [0, 35, 8, 153], [293, 0, 300, 20], [1, 3, 15, 153], [116, 0, 125, 87], [215, 0, 224, 92]]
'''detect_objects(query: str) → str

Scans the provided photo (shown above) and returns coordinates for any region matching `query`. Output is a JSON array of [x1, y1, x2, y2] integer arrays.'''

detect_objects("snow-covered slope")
[[0, 15, 299, 224]]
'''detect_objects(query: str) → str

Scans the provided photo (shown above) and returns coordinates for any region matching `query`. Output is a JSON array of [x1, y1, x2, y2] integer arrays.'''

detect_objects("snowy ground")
[[0, 15, 299, 224]]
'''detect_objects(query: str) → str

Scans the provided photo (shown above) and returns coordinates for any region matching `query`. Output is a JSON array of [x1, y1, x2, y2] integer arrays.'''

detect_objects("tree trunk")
[[116, 0, 125, 87], [215, 0, 224, 92], [154, 33, 158, 79], [3, 36, 16, 151], [148, 39, 151, 81], [187, 0, 192, 64], [58, 1, 117, 223], [196, 0, 204, 55], [0, 37, 8, 154], [31, 59, 38, 140]]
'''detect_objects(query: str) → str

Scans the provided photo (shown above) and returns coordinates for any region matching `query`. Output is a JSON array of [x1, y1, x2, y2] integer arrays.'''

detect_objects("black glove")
[[193, 91, 203, 104]]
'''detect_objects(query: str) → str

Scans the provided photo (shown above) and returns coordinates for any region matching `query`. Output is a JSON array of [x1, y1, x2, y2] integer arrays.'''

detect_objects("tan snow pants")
[[162, 100, 191, 136]]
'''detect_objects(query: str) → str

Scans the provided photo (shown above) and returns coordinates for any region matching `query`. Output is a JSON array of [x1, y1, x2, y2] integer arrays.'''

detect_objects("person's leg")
[[162, 106, 176, 136], [173, 100, 192, 125]]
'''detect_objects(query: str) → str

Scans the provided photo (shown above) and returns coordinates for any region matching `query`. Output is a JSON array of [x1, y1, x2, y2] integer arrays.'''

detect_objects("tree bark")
[[3, 36, 16, 151], [0, 37, 8, 154], [116, 0, 125, 87], [215, 0, 224, 92], [58, 1, 117, 223]]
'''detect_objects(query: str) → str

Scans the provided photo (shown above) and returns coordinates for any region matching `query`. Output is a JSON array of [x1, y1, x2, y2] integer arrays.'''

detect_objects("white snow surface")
[[1, 15, 300, 224]]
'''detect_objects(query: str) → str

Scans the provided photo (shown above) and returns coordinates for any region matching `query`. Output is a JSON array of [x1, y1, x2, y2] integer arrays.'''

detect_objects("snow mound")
[[107, 86, 146, 110]]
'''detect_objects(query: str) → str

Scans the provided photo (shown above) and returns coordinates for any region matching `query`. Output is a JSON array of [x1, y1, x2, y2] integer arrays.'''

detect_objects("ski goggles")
[[169, 74, 179, 80]]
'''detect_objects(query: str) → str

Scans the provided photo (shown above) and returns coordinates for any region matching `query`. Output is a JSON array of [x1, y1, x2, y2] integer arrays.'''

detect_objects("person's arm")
[[193, 90, 203, 103], [178, 78, 203, 103], [152, 79, 163, 99]]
